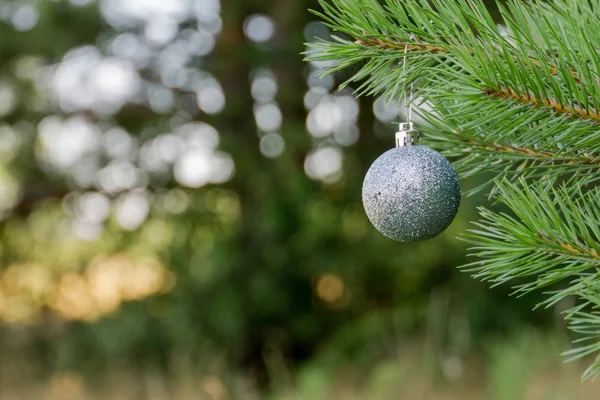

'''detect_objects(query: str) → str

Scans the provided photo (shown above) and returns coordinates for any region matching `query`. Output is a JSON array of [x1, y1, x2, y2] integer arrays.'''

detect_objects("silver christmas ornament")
[[362, 124, 460, 242]]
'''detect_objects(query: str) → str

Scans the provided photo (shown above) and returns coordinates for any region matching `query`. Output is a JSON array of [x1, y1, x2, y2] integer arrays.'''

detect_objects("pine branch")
[[419, 97, 600, 192], [307, 0, 600, 185], [308, 0, 600, 378], [451, 133, 600, 167], [464, 180, 600, 294], [537, 234, 600, 264], [463, 179, 600, 377], [484, 86, 600, 123], [353, 33, 580, 83]]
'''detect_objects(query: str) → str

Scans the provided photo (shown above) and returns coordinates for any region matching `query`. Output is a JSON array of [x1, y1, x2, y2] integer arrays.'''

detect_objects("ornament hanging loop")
[[395, 122, 419, 147], [396, 41, 419, 147]]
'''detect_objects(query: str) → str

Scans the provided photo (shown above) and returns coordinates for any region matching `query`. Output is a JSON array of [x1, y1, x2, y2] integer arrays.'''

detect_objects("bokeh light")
[[304, 146, 343, 182], [244, 14, 276, 43], [260, 132, 285, 158], [11, 4, 39, 32], [316, 273, 345, 304]]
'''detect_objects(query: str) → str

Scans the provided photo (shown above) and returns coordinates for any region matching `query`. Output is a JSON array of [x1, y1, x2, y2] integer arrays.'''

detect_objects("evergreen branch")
[[465, 179, 600, 377], [538, 233, 600, 263], [307, 0, 600, 129], [484, 86, 600, 123], [455, 134, 568, 160], [353, 34, 580, 83], [451, 133, 600, 166], [309, 0, 600, 379], [562, 287, 600, 380], [419, 98, 600, 191], [307, 0, 600, 184], [465, 182, 600, 295]]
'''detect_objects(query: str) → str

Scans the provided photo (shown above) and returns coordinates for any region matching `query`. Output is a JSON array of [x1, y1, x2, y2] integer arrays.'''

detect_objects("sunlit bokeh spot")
[[70, 157, 102, 189], [154, 134, 183, 164], [139, 141, 170, 174], [316, 273, 345, 304], [303, 21, 329, 42], [75, 192, 112, 224], [206, 189, 241, 225], [174, 149, 235, 188], [115, 191, 150, 230], [149, 86, 175, 113], [109, 33, 153, 68], [13, 55, 43, 81], [0, 125, 20, 159], [335, 95, 360, 120], [260, 132, 285, 159], [100, 0, 190, 28], [196, 7, 222, 35], [97, 161, 146, 193], [103, 127, 137, 160], [304, 146, 343, 182], [38, 116, 101, 169], [0, 254, 173, 324], [72, 219, 103, 241], [50, 47, 141, 114], [51, 255, 171, 321], [174, 149, 213, 188], [184, 29, 216, 56], [159, 188, 189, 214], [197, 83, 226, 115], [0, 168, 20, 213], [244, 14, 275, 43], [333, 123, 360, 146], [11, 4, 39, 32], [140, 219, 175, 249], [144, 17, 179, 45], [0, 82, 16, 117], [193, 0, 221, 17], [51, 273, 95, 321], [373, 100, 402, 122], [306, 98, 342, 138], [251, 68, 278, 103], [303, 87, 328, 111], [175, 122, 220, 150], [0, 264, 50, 324], [158, 43, 194, 88], [254, 103, 283, 132], [209, 152, 235, 184], [307, 69, 335, 90]]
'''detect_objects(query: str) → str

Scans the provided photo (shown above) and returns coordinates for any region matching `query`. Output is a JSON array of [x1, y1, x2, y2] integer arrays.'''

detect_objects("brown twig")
[[537, 232, 600, 260], [454, 133, 600, 166], [355, 36, 446, 54], [484, 86, 600, 123], [354, 34, 581, 83]]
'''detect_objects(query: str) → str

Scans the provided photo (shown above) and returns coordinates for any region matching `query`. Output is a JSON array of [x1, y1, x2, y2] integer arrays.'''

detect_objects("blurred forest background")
[[0, 0, 598, 399]]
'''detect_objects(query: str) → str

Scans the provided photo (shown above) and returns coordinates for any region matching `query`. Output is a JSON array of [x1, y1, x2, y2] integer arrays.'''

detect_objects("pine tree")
[[306, 0, 600, 380]]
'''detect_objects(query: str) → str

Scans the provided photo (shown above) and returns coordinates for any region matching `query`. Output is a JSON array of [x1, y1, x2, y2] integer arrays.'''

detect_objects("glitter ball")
[[362, 146, 461, 242]]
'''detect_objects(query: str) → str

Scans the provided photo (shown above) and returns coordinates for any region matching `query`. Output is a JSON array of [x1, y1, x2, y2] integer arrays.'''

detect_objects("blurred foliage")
[[0, 0, 571, 396]]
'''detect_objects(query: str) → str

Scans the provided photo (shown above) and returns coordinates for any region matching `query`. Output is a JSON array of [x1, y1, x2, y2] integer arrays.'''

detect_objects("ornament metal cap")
[[395, 122, 419, 147]]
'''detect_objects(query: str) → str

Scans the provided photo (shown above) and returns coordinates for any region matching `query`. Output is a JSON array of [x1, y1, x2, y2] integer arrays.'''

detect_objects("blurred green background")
[[0, 0, 597, 399]]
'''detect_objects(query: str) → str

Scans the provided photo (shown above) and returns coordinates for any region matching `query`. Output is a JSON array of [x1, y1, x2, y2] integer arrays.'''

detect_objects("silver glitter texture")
[[362, 146, 461, 242]]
